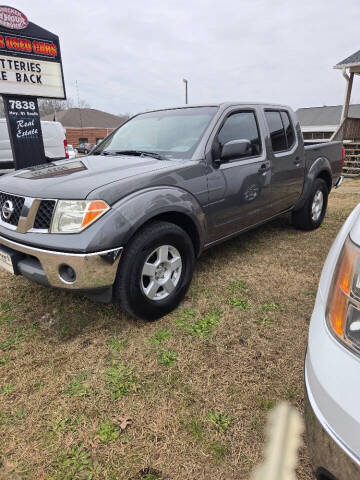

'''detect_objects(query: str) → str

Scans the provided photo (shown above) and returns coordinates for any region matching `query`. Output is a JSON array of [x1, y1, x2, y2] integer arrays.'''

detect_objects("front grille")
[[34, 200, 56, 230], [0, 192, 25, 226]]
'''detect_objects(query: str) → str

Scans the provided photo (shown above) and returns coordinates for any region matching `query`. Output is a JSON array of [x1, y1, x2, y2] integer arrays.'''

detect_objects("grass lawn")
[[1, 179, 359, 480]]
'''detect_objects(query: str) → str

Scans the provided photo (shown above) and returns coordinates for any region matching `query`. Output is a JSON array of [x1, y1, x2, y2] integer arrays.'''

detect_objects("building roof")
[[335, 50, 360, 69], [296, 104, 360, 126], [41, 108, 126, 128]]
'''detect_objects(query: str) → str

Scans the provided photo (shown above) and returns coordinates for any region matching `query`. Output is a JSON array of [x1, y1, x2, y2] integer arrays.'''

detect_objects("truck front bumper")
[[305, 357, 360, 480], [0, 233, 123, 291]]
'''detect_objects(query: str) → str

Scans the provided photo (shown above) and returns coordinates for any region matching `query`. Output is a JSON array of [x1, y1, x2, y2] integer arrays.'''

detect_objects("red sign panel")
[[0, 6, 28, 30], [0, 35, 58, 57]]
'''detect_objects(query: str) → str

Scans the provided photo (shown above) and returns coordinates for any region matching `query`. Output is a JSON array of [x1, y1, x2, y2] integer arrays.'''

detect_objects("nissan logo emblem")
[[2, 200, 14, 221]]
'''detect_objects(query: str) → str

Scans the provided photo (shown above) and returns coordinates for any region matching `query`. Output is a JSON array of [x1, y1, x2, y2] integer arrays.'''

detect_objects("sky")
[[14, 0, 360, 116]]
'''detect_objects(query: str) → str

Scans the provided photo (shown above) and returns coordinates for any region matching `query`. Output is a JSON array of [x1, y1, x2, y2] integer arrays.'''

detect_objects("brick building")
[[41, 108, 127, 147]]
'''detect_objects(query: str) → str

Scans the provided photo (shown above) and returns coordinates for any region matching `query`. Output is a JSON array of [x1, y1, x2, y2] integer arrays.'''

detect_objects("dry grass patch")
[[0, 179, 359, 479]]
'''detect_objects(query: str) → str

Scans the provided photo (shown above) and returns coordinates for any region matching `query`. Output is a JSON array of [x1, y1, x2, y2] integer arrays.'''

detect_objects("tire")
[[114, 221, 195, 320], [292, 178, 328, 231]]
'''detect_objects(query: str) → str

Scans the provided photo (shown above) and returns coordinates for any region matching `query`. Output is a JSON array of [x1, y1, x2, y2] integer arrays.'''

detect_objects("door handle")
[[258, 163, 270, 174], [294, 157, 301, 167]]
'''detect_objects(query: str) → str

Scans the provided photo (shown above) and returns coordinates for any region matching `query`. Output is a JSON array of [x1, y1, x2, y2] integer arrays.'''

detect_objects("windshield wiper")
[[112, 150, 167, 160], [91, 150, 112, 156]]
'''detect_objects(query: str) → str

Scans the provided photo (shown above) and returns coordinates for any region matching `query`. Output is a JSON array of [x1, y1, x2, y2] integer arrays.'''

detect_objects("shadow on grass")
[[1, 276, 143, 344], [1, 212, 303, 342]]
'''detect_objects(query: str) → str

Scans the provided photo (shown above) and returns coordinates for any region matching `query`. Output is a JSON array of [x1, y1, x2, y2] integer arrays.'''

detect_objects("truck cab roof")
[[141, 102, 293, 115]]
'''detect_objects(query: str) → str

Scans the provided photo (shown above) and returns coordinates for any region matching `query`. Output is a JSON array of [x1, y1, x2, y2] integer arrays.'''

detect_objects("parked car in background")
[[77, 143, 95, 154], [0, 103, 343, 320], [305, 203, 360, 480], [66, 144, 76, 159], [0, 120, 67, 174]]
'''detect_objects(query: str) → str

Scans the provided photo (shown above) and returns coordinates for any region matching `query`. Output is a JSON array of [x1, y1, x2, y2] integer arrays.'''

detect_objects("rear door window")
[[265, 111, 287, 152], [280, 111, 295, 149], [265, 110, 295, 152]]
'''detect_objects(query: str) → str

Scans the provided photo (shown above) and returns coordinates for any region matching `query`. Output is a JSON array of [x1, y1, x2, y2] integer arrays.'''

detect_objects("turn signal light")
[[81, 201, 109, 229], [327, 238, 358, 342]]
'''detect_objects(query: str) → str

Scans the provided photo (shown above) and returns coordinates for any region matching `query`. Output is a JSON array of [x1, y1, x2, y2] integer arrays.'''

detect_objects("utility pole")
[[183, 78, 188, 104], [76, 80, 83, 128]]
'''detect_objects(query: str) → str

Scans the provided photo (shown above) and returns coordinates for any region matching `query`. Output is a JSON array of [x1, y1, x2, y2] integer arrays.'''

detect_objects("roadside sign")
[[0, 6, 66, 170], [0, 6, 65, 99], [3, 95, 46, 168]]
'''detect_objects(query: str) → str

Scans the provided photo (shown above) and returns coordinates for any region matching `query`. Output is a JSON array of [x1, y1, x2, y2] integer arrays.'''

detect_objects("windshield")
[[95, 107, 218, 159]]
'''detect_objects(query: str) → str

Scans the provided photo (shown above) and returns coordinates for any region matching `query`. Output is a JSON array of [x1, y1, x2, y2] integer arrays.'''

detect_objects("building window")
[[302, 131, 333, 140], [79, 138, 88, 144], [313, 132, 323, 139]]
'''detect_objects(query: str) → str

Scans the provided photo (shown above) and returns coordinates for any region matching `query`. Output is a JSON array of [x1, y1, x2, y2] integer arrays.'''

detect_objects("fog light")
[[345, 304, 360, 349], [59, 264, 76, 284]]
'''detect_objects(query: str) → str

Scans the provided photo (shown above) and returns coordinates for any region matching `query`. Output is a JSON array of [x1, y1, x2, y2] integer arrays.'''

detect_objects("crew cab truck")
[[0, 103, 344, 320]]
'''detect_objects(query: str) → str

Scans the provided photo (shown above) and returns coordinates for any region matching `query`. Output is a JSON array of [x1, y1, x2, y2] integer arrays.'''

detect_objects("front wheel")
[[114, 221, 195, 320], [292, 178, 328, 231]]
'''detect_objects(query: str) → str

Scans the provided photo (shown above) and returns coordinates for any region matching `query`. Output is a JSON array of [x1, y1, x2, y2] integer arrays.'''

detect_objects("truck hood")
[[0, 155, 183, 201]]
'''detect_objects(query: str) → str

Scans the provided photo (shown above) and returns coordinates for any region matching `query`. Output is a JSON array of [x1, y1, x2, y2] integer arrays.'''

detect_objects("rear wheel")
[[114, 221, 195, 320], [292, 178, 328, 231]]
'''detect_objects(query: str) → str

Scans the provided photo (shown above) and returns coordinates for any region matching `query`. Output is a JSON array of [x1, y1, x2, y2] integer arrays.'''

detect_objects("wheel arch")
[[127, 211, 201, 257], [294, 157, 332, 211], [317, 169, 332, 192], [111, 186, 207, 257]]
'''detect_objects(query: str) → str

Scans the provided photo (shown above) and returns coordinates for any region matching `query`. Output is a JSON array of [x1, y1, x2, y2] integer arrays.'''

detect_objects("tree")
[[37, 98, 73, 116], [117, 112, 133, 119], [37, 97, 90, 116], [77, 98, 90, 109]]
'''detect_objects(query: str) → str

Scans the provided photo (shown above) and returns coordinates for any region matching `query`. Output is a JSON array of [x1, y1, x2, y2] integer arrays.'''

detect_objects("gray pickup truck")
[[0, 103, 343, 320]]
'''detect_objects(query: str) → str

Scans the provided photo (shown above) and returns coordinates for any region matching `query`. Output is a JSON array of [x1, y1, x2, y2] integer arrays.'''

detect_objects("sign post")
[[0, 6, 65, 170]]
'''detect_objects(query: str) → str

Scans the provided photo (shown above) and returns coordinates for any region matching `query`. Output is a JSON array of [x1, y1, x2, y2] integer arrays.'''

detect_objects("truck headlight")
[[327, 236, 360, 353], [51, 200, 110, 233]]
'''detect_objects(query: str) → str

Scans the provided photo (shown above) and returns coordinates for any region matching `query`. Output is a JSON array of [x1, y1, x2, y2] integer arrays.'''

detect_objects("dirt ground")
[[1, 178, 359, 480]]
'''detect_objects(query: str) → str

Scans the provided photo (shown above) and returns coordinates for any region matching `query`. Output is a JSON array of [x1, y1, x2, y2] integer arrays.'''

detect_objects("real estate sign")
[[3, 96, 46, 169], [0, 6, 66, 170]]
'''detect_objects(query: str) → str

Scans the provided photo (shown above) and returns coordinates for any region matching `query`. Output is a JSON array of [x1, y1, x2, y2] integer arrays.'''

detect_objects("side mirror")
[[220, 139, 252, 162]]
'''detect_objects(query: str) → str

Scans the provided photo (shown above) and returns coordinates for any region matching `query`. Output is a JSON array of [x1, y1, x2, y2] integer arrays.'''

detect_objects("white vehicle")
[[305, 202, 360, 480], [0, 119, 67, 174], [66, 144, 76, 159]]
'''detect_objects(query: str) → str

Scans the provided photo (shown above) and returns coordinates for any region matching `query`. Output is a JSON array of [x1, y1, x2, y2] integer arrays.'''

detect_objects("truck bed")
[[304, 141, 343, 183]]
